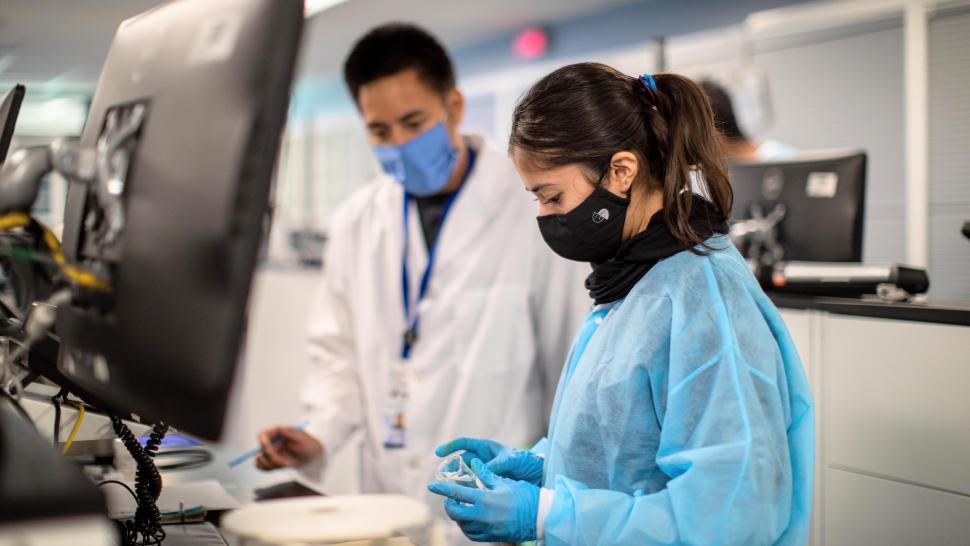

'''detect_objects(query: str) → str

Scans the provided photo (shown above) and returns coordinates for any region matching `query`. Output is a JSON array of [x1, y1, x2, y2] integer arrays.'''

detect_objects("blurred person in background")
[[701, 79, 796, 162], [254, 23, 589, 543]]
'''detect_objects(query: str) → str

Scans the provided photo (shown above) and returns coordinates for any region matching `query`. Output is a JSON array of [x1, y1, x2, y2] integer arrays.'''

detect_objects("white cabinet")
[[777, 307, 970, 546], [824, 316, 970, 496]]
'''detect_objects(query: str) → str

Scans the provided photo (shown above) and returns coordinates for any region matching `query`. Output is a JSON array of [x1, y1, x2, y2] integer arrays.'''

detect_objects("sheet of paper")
[[158, 479, 242, 512]]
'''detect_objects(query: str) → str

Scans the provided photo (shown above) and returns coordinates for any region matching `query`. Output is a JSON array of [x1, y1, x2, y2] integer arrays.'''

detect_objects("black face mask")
[[536, 186, 630, 262]]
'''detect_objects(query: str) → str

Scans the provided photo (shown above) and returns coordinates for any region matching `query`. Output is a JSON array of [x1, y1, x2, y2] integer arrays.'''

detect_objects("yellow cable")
[[0, 212, 110, 290], [61, 403, 85, 455], [40, 227, 111, 290], [0, 213, 31, 230]]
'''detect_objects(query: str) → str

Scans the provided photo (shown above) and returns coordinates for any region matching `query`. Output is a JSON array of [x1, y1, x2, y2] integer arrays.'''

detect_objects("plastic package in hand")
[[435, 450, 484, 489]]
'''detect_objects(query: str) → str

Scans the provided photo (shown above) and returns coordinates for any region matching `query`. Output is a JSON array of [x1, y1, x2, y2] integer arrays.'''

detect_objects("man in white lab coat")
[[255, 23, 588, 533]]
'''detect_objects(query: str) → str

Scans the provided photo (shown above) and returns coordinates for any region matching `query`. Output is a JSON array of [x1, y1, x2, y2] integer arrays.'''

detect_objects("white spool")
[[221, 494, 441, 546]]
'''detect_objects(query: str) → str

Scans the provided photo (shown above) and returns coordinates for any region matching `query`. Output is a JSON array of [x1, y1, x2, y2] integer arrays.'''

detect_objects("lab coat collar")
[[428, 134, 514, 268], [370, 134, 516, 272]]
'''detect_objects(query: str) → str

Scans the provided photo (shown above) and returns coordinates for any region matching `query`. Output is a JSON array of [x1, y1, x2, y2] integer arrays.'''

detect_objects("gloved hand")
[[435, 437, 510, 467], [428, 459, 539, 544], [487, 448, 545, 486], [436, 437, 545, 485]]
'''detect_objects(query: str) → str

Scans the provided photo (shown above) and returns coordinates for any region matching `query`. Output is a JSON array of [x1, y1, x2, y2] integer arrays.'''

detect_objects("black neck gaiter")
[[585, 196, 729, 304]]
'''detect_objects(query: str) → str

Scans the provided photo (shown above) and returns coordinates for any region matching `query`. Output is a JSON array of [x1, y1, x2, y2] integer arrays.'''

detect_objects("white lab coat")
[[298, 135, 589, 540]]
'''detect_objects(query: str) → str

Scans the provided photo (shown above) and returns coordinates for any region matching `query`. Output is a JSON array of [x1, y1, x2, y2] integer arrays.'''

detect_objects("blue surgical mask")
[[373, 122, 458, 197]]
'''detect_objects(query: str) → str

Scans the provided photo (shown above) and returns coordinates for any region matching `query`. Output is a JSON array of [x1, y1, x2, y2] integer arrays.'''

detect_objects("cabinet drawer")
[[826, 467, 970, 546], [824, 315, 970, 494]]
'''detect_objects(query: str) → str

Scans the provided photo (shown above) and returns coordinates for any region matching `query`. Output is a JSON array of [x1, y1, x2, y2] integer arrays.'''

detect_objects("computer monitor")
[[0, 85, 25, 165], [55, 0, 304, 440], [729, 150, 867, 263]]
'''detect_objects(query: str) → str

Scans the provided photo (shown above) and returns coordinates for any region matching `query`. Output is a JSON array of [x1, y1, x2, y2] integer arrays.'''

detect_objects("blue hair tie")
[[639, 73, 657, 92]]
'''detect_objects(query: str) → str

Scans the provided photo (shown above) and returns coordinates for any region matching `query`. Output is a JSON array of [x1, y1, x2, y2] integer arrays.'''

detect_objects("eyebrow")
[[398, 110, 426, 124], [366, 110, 426, 132], [525, 183, 553, 193]]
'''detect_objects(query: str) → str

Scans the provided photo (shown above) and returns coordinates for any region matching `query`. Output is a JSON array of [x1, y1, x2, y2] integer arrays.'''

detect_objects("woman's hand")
[[436, 437, 545, 485], [487, 449, 545, 486], [435, 437, 510, 467], [428, 459, 539, 543]]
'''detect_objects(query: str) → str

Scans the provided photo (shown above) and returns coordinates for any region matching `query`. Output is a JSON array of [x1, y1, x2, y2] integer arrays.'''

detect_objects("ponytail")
[[644, 73, 733, 251], [510, 63, 732, 252]]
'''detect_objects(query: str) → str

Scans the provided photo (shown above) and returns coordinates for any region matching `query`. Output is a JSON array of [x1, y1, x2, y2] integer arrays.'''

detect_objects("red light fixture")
[[513, 26, 548, 60]]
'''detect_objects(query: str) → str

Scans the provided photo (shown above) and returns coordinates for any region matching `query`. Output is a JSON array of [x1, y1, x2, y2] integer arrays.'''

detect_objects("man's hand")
[[254, 425, 323, 470]]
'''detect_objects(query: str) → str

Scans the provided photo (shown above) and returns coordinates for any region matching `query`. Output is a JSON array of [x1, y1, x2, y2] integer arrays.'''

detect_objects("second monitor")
[[729, 150, 867, 263]]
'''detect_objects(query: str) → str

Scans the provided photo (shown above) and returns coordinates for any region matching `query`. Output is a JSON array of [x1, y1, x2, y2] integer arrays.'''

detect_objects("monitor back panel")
[[729, 153, 866, 262], [57, 0, 303, 439]]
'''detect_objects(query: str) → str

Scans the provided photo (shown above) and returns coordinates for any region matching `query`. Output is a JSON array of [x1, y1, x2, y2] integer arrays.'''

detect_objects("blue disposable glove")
[[428, 459, 539, 544], [435, 437, 510, 467], [436, 437, 544, 485], [487, 448, 544, 486]]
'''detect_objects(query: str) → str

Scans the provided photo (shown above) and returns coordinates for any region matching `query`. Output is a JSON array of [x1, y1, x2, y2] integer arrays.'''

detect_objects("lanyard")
[[399, 147, 476, 359]]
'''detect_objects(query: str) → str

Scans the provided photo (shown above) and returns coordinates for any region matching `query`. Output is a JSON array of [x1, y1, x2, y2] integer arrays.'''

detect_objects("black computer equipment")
[[0, 396, 106, 527], [51, 0, 304, 440], [764, 262, 930, 298], [729, 151, 867, 263], [0, 85, 25, 166], [0, 85, 58, 319]]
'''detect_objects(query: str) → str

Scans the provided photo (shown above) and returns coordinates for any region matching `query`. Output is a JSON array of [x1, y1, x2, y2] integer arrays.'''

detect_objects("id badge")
[[383, 367, 409, 449]]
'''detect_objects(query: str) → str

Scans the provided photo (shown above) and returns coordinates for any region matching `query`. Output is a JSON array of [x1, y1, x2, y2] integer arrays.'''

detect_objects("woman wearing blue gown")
[[429, 63, 814, 546]]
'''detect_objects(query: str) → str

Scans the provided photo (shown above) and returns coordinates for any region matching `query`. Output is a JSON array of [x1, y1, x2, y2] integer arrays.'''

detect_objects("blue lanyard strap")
[[400, 146, 476, 359]]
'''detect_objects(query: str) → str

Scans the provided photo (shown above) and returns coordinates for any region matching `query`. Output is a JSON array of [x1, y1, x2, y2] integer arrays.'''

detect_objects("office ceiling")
[[297, 0, 639, 78], [0, 0, 637, 92], [0, 0, 161, 92]]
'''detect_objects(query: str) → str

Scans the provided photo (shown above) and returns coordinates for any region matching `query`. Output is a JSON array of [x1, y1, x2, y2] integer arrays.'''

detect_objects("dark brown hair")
[[700, 79, 746, 140], [509, 62, 733, 252], [343, 23, 455, 102]]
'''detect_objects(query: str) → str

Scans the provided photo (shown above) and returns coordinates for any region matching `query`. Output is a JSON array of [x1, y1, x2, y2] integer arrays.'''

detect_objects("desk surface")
[[160, 444, 296, 503], [163, 522, 229, 546], [770, 293, 970, 327], [154, 440, 327, 545]]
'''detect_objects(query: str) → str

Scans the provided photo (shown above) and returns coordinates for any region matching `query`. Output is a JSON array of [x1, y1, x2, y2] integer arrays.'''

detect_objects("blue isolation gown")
[[541, 237, 814, 546]]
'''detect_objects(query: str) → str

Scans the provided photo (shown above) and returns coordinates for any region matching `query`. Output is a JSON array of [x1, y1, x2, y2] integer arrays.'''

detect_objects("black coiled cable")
[[111, 416, 169, 545]]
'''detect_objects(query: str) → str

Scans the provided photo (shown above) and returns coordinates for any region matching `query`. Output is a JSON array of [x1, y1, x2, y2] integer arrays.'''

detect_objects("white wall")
[[222, 267, 362, 494], [669, 21, 908, 265], [453, 2, 969, 298], [927, 7, 970, 300]]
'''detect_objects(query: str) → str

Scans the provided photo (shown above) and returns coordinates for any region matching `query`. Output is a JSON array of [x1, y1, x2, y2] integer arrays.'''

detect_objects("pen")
[[227, 420, 311, 468]]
